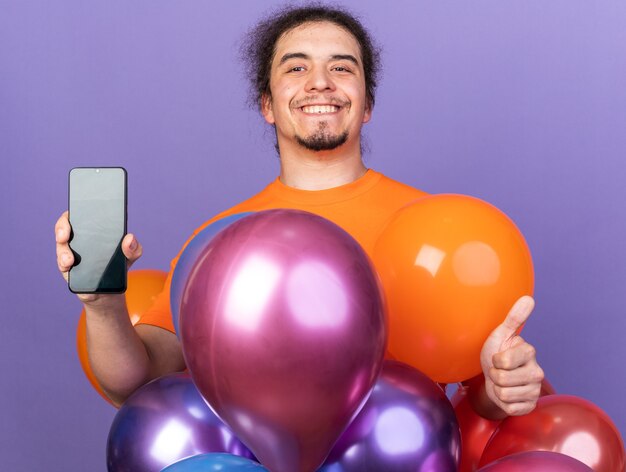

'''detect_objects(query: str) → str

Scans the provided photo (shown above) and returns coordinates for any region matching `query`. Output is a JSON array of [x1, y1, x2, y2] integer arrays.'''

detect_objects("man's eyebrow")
[[278, 52, 310, 65], [330, 54, 359, 65], [277, 53, 360, 66]]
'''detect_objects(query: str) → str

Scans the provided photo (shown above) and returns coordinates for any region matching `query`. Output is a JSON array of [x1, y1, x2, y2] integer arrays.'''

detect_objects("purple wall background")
[[2, 0, 625, 470]]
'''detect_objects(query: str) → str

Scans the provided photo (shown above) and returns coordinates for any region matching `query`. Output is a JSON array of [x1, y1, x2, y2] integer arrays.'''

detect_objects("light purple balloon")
[[107, 373, 253, 472], [320, 361, 460, 472], [180, 209, 387, 472], [477, 451, 594, 471]]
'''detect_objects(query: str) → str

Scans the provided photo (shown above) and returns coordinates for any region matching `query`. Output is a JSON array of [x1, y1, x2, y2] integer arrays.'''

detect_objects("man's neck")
[[278, 142, 367, 190]]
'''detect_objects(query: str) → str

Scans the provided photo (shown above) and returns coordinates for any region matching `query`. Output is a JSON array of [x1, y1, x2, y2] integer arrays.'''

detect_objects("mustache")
[[290, 96, 350, 109]]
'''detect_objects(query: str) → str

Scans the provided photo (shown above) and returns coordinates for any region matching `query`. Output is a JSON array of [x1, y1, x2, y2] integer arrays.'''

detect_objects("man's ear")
[[261, 93, 275, 125], [363, 98, 373, 124]]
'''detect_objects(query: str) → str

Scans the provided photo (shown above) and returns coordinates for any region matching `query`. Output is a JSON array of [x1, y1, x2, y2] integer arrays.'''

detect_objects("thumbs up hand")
[[480, 295, 545, 416]]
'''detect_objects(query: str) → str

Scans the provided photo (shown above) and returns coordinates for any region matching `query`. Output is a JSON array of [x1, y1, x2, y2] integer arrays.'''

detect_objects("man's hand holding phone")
[[55, 211, 143, 304]]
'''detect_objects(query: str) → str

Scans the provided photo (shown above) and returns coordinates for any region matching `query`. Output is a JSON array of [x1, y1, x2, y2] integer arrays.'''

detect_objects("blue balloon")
[[170, 213, 252, 335], [161, 453, 268, 471]]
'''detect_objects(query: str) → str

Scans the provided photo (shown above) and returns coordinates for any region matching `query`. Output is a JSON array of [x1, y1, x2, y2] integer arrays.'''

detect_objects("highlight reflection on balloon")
[[76, 269, 167, 405], [479, 394, 625, 472], [106, 373, 253, 472], [170, 213, 252, 335], [477, 451, 593, 471], [162, 453, 267, 472], [180, 210, 387, 472], [372, 194, 534, 383], [320, 361, 460, 471]]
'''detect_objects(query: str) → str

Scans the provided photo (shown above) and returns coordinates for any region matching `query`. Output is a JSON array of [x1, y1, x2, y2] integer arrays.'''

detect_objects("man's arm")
[[84, 298, 185, 406], [470, 296, 545, 419], [56, 212, 185, 407]]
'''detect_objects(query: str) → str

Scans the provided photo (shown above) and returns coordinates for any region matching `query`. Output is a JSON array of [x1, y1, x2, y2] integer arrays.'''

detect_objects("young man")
[[55, 5, 543, 417]]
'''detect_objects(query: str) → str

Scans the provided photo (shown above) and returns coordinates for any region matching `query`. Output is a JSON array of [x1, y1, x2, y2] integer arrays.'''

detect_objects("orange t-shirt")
[[137, 170, 427, 333]]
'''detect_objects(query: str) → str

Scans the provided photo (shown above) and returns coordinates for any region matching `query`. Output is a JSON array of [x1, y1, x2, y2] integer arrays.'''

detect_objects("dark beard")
[[295, 122, 348, 151]]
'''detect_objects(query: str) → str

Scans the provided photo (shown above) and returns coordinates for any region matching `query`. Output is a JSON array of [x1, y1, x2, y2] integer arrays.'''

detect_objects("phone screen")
[[68, 167, 127, 293]]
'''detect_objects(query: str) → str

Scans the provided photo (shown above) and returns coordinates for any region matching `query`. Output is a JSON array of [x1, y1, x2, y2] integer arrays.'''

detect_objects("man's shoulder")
[[188, 182, 275, 237], [219, 181, 278, 216], [373, 171, 429, 198]]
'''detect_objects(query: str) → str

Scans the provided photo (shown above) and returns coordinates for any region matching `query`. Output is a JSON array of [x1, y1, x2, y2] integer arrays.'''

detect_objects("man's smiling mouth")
[[301, 105, 340, 114]]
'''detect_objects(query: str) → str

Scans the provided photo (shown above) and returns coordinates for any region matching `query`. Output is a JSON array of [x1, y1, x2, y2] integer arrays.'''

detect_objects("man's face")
[[261, 21, 372, 152]]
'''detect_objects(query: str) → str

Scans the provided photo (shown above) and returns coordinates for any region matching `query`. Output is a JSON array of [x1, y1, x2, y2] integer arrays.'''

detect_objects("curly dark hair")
[[241, 3, 381, 110]]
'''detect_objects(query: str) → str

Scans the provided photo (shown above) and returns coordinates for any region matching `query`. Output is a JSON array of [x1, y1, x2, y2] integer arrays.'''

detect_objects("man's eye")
[[333, 66, 350, 72], [289, 66, 305, 72]]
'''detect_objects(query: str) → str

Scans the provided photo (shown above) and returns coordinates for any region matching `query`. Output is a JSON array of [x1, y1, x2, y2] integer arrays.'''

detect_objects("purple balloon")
[[170, 213, 252, 335], [107, 373, 253, 472], [180, 209, 387, 472], [320, 361, 460, 472], [478, 451, 593, 471]]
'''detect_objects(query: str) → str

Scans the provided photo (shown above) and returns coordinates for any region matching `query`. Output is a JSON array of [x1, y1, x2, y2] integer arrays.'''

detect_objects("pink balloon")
[[180, 210, 387, 472], [478, 451, 593, 471]]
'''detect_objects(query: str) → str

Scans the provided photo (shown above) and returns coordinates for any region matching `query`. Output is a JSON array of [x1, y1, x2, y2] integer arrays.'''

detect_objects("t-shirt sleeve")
[[134, 257, 177, 333]]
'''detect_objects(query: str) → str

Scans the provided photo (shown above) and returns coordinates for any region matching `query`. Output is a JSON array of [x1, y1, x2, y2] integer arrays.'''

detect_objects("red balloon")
[[452, 385, 501, 472], [539, 378, 556, 396], [452, 376, 557, 472], [372, 194, 534, 383], [478, 451, 592, 471], [76, 269, 167, 405], [479, 394, 625, 472], [180, 210, 386, 472]]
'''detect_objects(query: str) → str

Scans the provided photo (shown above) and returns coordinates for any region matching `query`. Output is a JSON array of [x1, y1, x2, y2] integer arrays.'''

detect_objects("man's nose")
[[305, 66, 335, 92]]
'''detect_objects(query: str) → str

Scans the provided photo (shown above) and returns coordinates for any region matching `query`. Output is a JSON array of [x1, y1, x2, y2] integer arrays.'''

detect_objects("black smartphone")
[[68, 167, 128, 293]]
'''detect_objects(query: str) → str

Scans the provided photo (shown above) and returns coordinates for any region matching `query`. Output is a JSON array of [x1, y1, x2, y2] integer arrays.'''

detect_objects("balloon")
[[162, 453, 267, 472], [479, 394, 625, 472], [76, 269, 167, 405], [320, 360, 460, 472], [477, 451, 593, 471], [107, 373, 253, 472], [372, 194, 534, 383], [539, 377, 556, 396], [170, 213, 252, 335], [452, 384, 501, 472], [180, 209, 386, 472], [452, 376, 556, 472]]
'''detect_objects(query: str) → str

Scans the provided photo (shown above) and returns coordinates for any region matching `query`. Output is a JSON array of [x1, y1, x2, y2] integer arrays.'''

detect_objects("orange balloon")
[[75, 269, 167, 405], [372, 194, 534, 383]]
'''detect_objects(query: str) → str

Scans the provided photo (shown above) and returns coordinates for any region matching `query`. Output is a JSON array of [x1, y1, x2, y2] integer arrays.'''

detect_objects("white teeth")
[[301, 105, 338, 114]]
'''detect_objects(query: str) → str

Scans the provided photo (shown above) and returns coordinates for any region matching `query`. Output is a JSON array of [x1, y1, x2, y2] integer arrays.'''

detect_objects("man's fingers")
[[492, 383, 542, 404], [490, 296, 535, 344], [496, 400, 538, 417], [121, 234, 143, 265], [55, 211, 70, 243], [492, 336, 537, 370], [489, 362, 544, 387], [503, 295, 535, 334], [55, 211, 74, 274], [57, 248, 74, 273]]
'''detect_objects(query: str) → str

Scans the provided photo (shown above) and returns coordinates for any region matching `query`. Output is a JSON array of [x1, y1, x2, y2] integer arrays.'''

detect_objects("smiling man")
[[55, 4, 544, 420], [263, 21, 370, 156]]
